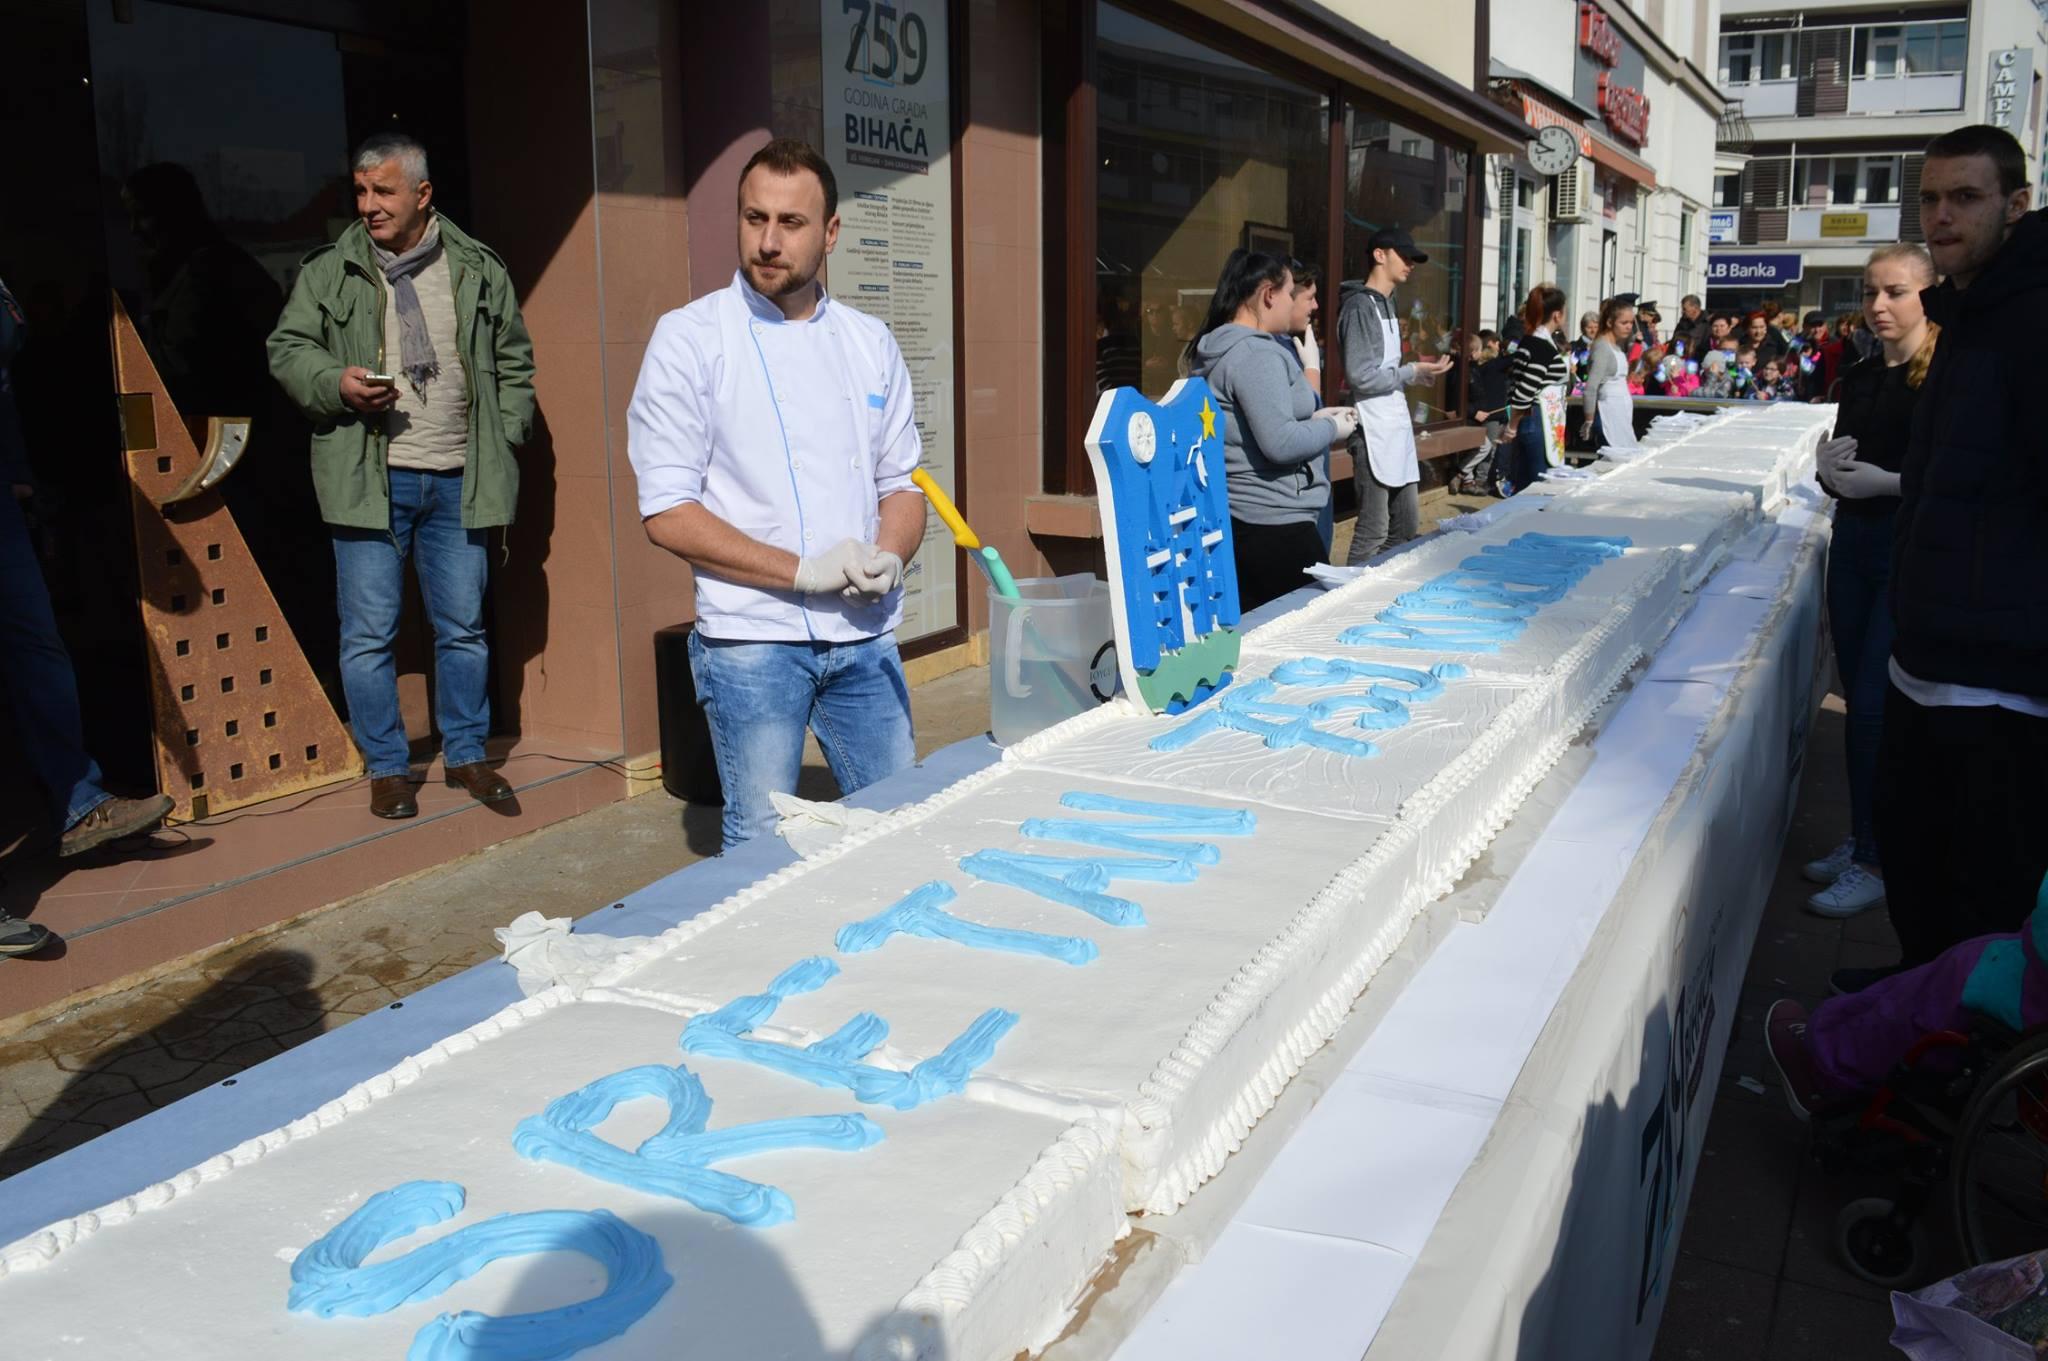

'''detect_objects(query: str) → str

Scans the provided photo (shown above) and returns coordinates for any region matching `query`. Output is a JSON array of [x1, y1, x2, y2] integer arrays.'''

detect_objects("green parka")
[[266, 215, 535, 530]]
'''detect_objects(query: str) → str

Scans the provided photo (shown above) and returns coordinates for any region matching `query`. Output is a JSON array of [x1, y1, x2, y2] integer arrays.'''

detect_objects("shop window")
[[1339, 109, 1467, 425], [1094, 3, 1329, 400]]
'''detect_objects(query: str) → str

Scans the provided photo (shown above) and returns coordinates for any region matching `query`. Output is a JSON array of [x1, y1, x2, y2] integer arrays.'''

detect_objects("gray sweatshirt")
[[1190, 324, 1336, 526], [1337, 282, 1418, 399]]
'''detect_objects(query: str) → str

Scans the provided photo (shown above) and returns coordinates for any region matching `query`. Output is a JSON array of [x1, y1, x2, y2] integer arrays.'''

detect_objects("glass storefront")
[[1072, 0, 1480, 479], [1339, 111, 1468, 423], [1094, 3, 1330, 400]]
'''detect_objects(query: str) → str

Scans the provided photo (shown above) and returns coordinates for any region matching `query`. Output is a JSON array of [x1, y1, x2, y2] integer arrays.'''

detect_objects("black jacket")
[[1829, 352, 1914, 522], [1890, 208, 2048, 696]]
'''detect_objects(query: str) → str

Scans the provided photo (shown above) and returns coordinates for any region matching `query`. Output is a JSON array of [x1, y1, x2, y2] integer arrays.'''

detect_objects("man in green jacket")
[[267, 133, 535, 819]]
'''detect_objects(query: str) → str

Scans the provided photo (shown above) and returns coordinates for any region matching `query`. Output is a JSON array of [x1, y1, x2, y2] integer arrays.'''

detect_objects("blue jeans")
[[0, 491, 111, 829], [331, 469, 491, 778], [1827, 510, 1895, 866], [688, 631, 916, 850], [1508, 416, 1548, 493]]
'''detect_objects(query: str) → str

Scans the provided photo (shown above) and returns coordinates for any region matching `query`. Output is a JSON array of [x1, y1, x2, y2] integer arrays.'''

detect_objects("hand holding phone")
[[340, 366, 400, 414]]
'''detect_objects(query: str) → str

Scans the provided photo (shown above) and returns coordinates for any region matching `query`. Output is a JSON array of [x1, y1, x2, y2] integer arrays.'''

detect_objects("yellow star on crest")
[[1199, 398, 1217, 440]]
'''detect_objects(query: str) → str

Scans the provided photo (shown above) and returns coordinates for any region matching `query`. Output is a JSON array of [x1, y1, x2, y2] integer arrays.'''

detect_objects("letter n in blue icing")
[[287, 1179, 670, 1361], [513, 1064, 884, 1228], [680, 956, 1018, 1111]]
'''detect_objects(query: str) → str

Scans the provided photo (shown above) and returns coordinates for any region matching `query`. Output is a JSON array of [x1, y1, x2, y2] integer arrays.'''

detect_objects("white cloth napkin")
[[494, 911, 656, 997], [771, 792, 890, 857]]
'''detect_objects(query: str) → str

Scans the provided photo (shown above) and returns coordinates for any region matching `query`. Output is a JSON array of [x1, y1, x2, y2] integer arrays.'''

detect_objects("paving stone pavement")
[[0, 666, 991, 1182]]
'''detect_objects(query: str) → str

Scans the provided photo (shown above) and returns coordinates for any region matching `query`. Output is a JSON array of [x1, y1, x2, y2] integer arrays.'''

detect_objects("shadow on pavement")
[[0, 947, 324, 1179]]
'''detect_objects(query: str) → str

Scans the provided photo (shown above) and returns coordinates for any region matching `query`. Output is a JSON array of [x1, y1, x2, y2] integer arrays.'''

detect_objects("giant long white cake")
[[0, 405, 1832, 1360]]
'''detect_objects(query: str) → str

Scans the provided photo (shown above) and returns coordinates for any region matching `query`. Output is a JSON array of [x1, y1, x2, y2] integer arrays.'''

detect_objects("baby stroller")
[[1812, 1020, 2048, 1286]]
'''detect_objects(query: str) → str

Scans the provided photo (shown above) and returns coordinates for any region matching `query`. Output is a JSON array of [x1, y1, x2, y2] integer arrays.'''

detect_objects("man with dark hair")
[[1340, 227, 1453, 564], [627, 138, 924, 848], [1669, 294, 1705, 356], [1795, 309, 1836, 399], [268, 133, 537, 819], [1834, 124, 2048, 992]]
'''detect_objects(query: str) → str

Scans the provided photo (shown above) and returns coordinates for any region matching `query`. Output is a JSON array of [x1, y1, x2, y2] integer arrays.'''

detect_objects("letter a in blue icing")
[[513, 1064, 884, 1228], [681, 961, 1018, 1110], [836, 880, 1098, 966], [288, 1179, 670, 1361]]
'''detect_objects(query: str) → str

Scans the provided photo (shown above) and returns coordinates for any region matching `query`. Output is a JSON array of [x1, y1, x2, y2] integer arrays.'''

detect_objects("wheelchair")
[[1811, 1019, 2048, 1286]]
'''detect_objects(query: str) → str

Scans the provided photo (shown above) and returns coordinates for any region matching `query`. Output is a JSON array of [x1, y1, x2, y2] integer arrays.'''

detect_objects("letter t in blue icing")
[[836, 880, 1099, 965], [288, 1179, 671, 1361], [681, 962, 1018, 1111], [513, 1064, 885, 1228]]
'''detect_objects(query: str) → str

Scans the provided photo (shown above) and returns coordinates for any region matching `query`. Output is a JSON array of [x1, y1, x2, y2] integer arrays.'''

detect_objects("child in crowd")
[[1625, 351, 1650, 396], [1664, 354, 1701, 398], [1453, 329, 1511, 494], [1698, 350, 1734, 398], [1768, 875, 2048, 1117], [1752, 357, 1790, 400], [1731, 346, 1758, 398]]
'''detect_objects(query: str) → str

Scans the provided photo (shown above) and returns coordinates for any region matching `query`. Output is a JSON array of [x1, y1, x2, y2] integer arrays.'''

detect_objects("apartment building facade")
[[1481, 0, 1726, 332], [1708, 0, 2048, 315]]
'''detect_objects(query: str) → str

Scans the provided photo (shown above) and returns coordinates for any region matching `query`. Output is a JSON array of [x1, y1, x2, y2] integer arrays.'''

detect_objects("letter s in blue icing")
[[288, 1180, 670, 1361]]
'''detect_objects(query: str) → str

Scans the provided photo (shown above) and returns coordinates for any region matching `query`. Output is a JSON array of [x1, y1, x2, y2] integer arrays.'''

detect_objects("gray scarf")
[[373, 217, 442, 389]]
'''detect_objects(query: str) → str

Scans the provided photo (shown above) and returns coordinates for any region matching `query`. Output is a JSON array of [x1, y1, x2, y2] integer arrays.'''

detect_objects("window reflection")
[[1095, 3, 1329, 398], [1341, 111, 1467, 425]]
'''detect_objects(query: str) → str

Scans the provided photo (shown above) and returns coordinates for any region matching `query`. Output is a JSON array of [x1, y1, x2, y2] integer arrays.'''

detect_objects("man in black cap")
[[1339, 227, 1453, 564]]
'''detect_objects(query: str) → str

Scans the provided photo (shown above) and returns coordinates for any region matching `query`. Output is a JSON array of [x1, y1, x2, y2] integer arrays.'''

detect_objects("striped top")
[[1507, 329, 1569, 414]]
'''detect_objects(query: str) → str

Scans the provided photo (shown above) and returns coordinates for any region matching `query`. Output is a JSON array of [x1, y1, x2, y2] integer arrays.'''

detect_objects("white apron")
[[1595, 374, 1634, 450], [1354, 310, 1419, 486]]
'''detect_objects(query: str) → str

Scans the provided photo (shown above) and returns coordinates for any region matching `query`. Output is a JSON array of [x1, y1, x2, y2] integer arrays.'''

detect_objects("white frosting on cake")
[[0, 999, 1125, 1361], [1242, 541, 1686, 681], [584, 767, 1425, 1213]]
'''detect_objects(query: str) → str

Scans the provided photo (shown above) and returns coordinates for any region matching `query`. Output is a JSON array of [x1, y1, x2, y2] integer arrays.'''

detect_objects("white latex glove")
[[1817, 435, 1859, 471], [1314, 406, 1360, 439], [792, 538, 872, 594], [1829, 458, 1902, 500], [1294, 329, 1321, 372], [840, 547, 904, 602]]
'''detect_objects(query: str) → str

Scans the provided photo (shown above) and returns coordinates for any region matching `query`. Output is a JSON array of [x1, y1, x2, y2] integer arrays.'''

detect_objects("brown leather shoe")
[[369, 776, 418, 820], [445, 762, 513, 804], [59, 793, 174, 857]]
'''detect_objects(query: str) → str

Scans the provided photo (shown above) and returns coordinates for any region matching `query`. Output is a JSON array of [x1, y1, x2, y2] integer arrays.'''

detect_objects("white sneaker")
[[1807, 864, 1885, 919], [1802, 838, 1857, 885]]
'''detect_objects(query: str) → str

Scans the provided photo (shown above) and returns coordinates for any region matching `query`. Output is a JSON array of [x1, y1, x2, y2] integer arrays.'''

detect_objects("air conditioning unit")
[[1551, 161, 1592, 223]]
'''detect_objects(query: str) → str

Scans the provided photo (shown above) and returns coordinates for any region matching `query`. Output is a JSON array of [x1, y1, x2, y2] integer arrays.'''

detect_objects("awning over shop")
[[1492, 62, 1658, 189]]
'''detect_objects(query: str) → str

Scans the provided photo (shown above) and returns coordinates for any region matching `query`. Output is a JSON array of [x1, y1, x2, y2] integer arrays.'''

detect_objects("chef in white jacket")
[[1338, 226, 1454, 565]]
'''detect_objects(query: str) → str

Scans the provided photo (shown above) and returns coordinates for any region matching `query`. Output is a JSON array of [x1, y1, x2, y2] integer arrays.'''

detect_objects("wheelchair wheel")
[[1952, 1030, 2048, 1265], [1835, 1197, 1925, 1286]]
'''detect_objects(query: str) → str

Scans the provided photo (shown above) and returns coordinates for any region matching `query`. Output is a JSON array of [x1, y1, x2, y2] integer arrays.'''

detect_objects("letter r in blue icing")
[[288, 1179, 670, 1361], [513, 1064, 885, 1228]]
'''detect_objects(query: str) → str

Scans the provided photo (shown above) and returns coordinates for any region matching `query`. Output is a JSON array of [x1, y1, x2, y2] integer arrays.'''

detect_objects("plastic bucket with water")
[[988, 574, 1120, 746]]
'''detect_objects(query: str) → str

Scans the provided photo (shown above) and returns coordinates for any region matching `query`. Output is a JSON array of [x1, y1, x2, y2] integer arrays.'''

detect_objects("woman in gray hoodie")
[[1184, 251, 1360, 611]]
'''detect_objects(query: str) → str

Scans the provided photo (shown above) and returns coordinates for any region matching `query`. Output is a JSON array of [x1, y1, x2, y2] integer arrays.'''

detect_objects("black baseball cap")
[[1367, 227, 1428, 264]]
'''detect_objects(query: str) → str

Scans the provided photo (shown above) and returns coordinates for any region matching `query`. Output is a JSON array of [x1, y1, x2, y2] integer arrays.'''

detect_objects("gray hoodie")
[[1189, 324, 1336, 526]]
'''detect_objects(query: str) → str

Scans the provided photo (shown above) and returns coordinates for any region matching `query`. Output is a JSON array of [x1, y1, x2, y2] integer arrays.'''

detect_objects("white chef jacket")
[[626, 270, 922, 642]]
